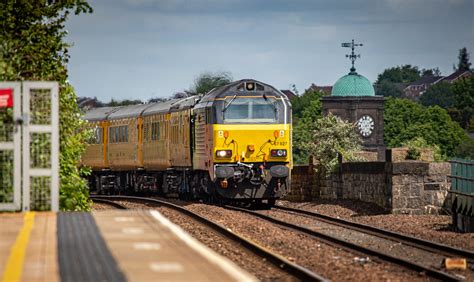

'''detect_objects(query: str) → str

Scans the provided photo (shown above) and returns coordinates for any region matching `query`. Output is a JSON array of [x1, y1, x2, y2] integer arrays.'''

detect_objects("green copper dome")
[[331, 72, 375, 97]]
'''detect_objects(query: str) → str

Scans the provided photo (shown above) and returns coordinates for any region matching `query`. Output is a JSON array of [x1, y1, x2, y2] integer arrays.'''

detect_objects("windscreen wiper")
[[222, 93, 237, 112]]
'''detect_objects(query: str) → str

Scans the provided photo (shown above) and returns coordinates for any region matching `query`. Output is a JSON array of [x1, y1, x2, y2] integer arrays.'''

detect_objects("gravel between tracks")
[[93, 201, 437, 281], [92, 202, 113, 210], [277, 199, 474, 251]]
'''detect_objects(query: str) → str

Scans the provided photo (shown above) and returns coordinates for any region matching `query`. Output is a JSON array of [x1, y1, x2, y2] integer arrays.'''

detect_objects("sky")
[[66, 0, 474, 102]]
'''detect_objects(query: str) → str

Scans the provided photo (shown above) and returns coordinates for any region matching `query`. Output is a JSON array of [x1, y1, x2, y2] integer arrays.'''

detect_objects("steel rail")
[[224, 205, 463, 282], [90, 195, 328, 282], [273, 205, 474, 262], [91, 198, 128, 209]]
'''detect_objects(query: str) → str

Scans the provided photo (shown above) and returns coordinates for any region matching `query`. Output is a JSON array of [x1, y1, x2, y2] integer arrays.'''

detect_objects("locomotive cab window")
[[223, 97, 277, 123]]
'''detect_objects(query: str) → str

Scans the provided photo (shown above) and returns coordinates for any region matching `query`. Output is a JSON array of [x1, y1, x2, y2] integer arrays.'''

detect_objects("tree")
[[0, 1, 93, 210], [457, 47, 471, 71], [452, 75, 474, 129], [291, 89, 323, 120], [384, 98, 468, 157], [105, 98, 143, 106], [421, 67, 441, 77], [191, 71, 233, 95], [419, 82, 454, 109], [454, 138, 474, 159], [292, 89, 323, 164], [376, 65, 421, 84], [375, 80, 403, 98], [297, 113, 363, 175], [375, 65, 421, 97]]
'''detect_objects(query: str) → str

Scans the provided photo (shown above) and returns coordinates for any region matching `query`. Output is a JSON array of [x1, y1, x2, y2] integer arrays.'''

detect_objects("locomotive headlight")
[[270, 149, 287, 157], [246, 82, 255, 91], [216, 150, 232, 158]]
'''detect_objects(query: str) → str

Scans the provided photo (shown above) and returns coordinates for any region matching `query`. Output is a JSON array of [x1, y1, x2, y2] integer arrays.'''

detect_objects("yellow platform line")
[[1, 212, 36, 282]]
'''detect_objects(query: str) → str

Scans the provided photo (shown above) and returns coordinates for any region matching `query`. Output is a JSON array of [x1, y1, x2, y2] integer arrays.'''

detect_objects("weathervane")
[[341, 39, 363, 73]]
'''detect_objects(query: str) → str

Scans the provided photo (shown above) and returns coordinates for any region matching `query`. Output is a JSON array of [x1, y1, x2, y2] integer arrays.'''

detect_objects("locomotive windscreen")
[[223, 97, 277, 123]]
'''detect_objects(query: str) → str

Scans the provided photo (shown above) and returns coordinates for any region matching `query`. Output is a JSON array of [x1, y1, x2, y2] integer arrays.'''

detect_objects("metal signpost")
[[0, 81, 59, 212]]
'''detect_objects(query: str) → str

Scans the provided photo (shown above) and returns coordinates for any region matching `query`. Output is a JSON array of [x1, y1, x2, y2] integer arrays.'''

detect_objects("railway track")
[[273, 205, 474, 262], [91, 198, 128, 209], [224, 204, 465, 282], [90, 195, 328, 282]]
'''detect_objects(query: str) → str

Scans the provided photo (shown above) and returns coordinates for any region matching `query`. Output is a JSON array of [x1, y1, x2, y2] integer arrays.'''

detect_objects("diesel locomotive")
[[81, 79, 292, 205]]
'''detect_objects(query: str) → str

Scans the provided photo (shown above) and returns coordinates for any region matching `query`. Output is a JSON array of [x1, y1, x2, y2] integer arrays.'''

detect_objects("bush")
[[401, 137, 443, 161], [297, 113, 364, 175]]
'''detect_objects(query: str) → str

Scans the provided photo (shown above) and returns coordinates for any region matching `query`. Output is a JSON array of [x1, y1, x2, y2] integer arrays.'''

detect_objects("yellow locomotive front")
[[193, 80, 292, 204]]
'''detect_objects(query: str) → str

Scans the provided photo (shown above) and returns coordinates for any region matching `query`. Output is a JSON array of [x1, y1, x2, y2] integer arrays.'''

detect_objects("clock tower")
[[322, 40, 386, 160]]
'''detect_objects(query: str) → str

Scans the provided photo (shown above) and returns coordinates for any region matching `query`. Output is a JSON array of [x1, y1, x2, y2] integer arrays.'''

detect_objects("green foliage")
[[419, 82, 454, 109], [192, 71, 233, 95], [375, 80, 403, 98], [0, 0, 93, 211], [454, 138, 474, 160], [451, 75, 474, 129], [401, 137, 443, 161], [292, 89, 323, 164], [297, 113, 363, 175], [384, 98, 468, 157], [421, 68, 441, 77], [59, 84, 92, 211], [375, 65, 420, 97], [376, 65, 421, 84], [457, 47, 471, 71], [291, 89, 323, 121], [105, 98, 143, 106]]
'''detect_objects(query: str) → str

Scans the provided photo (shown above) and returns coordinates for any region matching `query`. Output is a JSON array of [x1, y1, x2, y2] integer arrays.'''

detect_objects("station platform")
[[0, 210, 256, 282]]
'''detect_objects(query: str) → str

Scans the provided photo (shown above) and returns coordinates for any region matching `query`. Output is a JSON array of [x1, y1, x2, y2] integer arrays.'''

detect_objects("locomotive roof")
[[199, 79, 288, 103], [83, 106, 122, 121]]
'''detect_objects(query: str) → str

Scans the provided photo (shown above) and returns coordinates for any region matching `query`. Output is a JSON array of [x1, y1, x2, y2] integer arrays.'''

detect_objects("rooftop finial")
[[341, 39, 363, 73]]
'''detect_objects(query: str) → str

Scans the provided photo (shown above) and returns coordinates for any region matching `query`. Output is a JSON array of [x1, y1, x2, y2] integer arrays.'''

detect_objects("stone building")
[[322, 44, 386, 160]]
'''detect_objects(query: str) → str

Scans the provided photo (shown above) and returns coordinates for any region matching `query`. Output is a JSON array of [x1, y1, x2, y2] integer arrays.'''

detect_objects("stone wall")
[[391, 162, 450, 214], [287, 150, 451, 214], [340, 162, 390, 211], [285, 165, 314, 201]]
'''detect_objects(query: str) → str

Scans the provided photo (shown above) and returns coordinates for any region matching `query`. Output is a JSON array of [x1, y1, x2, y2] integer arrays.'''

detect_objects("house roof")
[[308, 84, 333, 94], [406, 75, 444, 87], [440, 70, 472, 83], [280, 90, 297, 100]]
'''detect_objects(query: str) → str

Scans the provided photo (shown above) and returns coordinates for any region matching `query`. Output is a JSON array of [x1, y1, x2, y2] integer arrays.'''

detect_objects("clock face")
[[357, 115, 374, 137]]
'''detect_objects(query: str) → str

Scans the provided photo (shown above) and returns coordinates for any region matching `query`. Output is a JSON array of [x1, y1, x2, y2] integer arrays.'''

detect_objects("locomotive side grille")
[[194, 113, 206, 155]]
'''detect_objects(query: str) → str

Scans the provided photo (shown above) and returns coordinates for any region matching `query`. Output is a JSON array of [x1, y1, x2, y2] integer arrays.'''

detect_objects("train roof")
[[107, 103, 154, 119], [83, 79, 287, 121], [142, 99, 179, 116], [83, 106, 122, 121], [142, 96, 201, 116]]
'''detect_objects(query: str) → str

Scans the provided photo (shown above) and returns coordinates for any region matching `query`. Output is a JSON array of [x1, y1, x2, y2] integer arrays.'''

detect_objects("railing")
[[448, 158, 474, 232], [449, 158, 474, 194]]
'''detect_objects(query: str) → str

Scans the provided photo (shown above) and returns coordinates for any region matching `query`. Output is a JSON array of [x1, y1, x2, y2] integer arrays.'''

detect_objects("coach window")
[[143, 123, 148, 142], [109, 127, 114, 143], [118, 127, 121, 143], [118, 126, 121, 142]]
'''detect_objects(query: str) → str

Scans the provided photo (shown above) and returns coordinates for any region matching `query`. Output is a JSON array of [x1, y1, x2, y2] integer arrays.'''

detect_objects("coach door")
[[0, 81, 59, 212]]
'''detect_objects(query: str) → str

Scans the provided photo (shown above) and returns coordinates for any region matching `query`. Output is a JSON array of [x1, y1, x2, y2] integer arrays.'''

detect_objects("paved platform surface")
[[0, 210, 255, 282]]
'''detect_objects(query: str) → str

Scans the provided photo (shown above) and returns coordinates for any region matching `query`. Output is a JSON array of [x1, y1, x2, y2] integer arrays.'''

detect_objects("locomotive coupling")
[[269, 165, 289, 178]]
